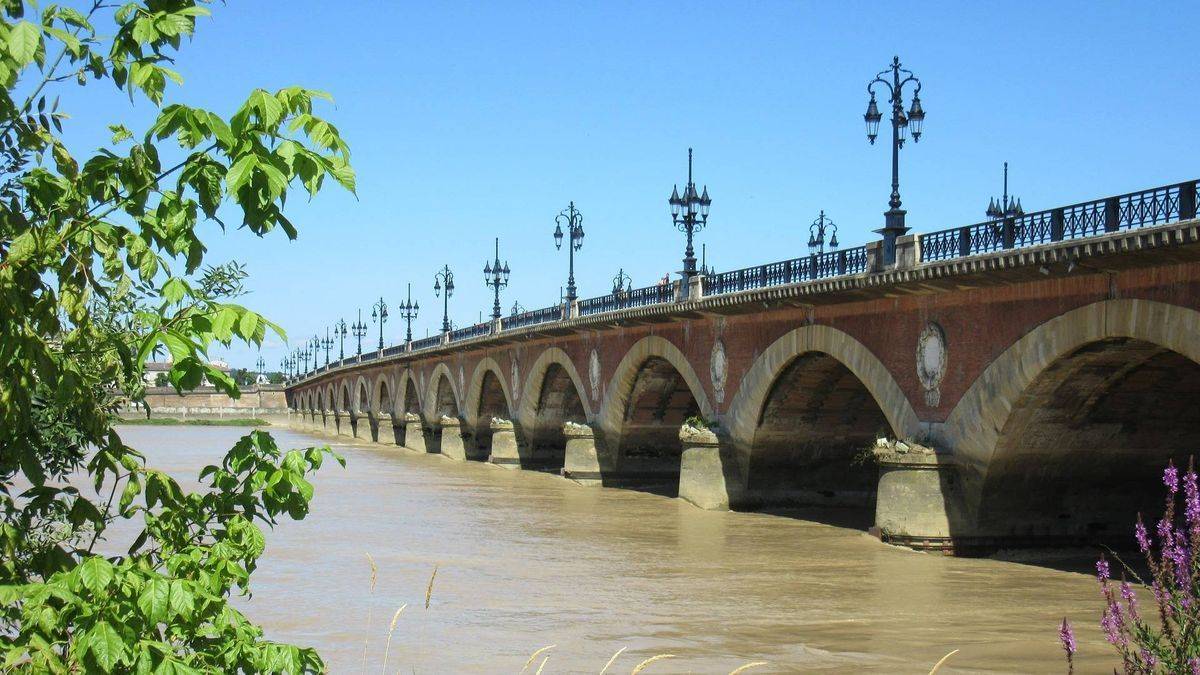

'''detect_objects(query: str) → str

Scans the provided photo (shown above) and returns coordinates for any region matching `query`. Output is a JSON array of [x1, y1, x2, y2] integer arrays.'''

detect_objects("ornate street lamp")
[[371, 297, 388, 350], [510, 300, 525, 316], [865, 55, 926, 265], [553, 202, 584, 303], [320, 327, 333, 367], [398, 283, 419, 344], [483, 237, 511, 320], [668, 148, 712, 278], [433, 265, 455, 333], [300, 345, 312, 374], [986, 162, 1023, 220], [612, 267, 632, 295], [351, 308, 368, 356], [255, 355, 265, 376], [808, 210, 839, 255], [309, 335, 320, 371], [334, 318, 348, 360]]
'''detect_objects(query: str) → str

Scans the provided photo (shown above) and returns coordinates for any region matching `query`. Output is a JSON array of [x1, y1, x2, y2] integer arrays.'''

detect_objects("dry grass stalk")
[[520, 645, 556, 673], [599, 646, 627, 674], [729, 662, 768, 674], [380, 603, 408, 674], [535, 655, 550, 675], [630, 654, 675, 674], [362, 552, 379, 673], [928, 649, 959, 674], [424, 564, 438, 609]]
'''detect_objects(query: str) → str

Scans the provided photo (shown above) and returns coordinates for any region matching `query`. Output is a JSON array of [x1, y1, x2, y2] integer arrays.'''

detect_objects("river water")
[[116, 425, 1119, 673]]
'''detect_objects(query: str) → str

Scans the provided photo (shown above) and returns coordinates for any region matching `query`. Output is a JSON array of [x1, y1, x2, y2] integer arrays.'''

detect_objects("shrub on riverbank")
[[0, 2, 352, 671], [1061, 460, 1200, 673]]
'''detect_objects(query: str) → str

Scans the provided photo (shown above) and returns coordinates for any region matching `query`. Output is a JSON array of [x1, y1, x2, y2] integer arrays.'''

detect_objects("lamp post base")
[[875, 208, 909, 266]]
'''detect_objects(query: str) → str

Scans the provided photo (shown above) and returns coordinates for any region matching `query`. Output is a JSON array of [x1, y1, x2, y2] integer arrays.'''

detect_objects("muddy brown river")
[[115, 425, 1119, 673]]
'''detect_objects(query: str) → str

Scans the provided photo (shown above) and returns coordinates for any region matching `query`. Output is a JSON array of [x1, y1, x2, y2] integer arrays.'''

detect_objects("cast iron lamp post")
[[255, 356, 265, 382], [351, 309, 368, 356], [668, 148, 711, 278], [301, 345, 312, 374], [553, 202, 584, 303], [808, 210, 839, 255], [280, 356, 290, 379], [612, 268, 631, 295], [335, 318, 347, 360], [398, 283, 419, 344], [309, 335, 320, 371], [864, 55, 926, 265], [484, 237, 511, 320], [320, 328, 333, 367], [371, 297, 388, 350], [510, 300, 525, 316], [433, 266, 455, 333], [986, 162, 1023, 220]]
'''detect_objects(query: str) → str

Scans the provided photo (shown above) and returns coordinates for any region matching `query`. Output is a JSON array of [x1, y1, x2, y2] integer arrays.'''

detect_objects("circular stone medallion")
[[916, 322, 947, 406]]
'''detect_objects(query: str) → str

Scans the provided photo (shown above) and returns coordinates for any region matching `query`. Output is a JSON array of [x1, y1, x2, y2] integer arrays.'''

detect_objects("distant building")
[[143, 358, 232, 387]]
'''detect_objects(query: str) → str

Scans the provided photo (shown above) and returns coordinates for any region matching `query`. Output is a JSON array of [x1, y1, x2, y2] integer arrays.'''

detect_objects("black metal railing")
[[381, 344, 406, 358], [579, 281, 677, 315], [702, 246, 869, 296], [449, 322, 491, 342], [360, 351, 379, 363], [411, 335, 441, 351], [919, 180, 1199, 262], [505, 304, 564, 330]]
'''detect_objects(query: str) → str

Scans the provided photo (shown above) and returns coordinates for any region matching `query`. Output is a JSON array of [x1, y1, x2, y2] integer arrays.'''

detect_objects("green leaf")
[[137, 578, 170, 623], [78, 556, 114, 593], [167, 580, 194, 620], [225, 154, 255, 194], [87, 621, 125, 672], [8, 21, 41, 66]]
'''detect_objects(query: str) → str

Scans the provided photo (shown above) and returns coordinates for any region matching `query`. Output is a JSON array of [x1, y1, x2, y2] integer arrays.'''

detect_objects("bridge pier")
[[438, 416, 469, 460], [562, 422, 604, 486], [332, 411, 347, 436], [677, 425, 741, 511], [373, 412, 394, 445], [401, 412, 427, 452], [871, 441, 961, 552], [488, 418, 521, 468]]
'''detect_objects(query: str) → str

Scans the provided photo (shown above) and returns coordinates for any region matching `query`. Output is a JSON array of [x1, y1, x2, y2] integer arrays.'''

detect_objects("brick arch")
[[517, 347, 593, 423], [375, 373, 395, 417], [337, 380, 352, 412], [354, 375, 371, 416], [425, 362, 462, 419], [464, 357, 514, 425], [724, 324, 921, 463], [592, 333, 705, 458], [944, 299, 1200, 533], [399, 369, 422, 417]]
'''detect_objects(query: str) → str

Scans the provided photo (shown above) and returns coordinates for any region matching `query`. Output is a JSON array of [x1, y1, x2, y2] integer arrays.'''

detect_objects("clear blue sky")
[[59, 1, 1200, 370]]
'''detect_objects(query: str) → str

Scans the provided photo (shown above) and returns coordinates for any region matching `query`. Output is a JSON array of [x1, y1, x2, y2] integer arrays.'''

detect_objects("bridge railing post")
[[1002, 216, 1015, 249], [958, 226, 971, 257], [1104, 196, 1121, 232], [1050, 208, 1065, 242], [837, 250, 847, 275], [1180, 182, 1197, 221]]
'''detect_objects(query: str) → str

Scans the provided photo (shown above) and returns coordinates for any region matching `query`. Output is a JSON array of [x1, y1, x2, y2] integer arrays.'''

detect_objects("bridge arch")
[[354, 376, 371, 416], [375, 374, 394, 417], [464, 357, 514, 453], [597, 336, 714, 494], [724, 324, 920, 510], [338, 380, 351, 413], [425, 362, 462, 420], [399, 369, 422, 417], [945, 299, 1200, 542], [515, 347, 592, 470]]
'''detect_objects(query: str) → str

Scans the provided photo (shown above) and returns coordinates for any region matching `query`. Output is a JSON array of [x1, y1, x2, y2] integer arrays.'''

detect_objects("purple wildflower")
[[1158, 515, 1174, 544], [1121, 581, 1139, 620], [1059, 617, 1077, 655], [1136, 518, 1152, 553], [1166, 462, 1180, 493], [1187, 470, 1200, 528], [1140, 649, 1157, 667], [1191, 656, 1200, 675], [1096, 557, 1111, 581]]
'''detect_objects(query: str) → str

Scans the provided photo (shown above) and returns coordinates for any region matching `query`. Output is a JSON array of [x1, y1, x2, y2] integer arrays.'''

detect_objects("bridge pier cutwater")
[[284, 184, 1200, 554]]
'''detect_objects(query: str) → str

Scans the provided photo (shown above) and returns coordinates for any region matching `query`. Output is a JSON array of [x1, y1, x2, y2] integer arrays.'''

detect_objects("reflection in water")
[[117, 425, 1115, 673]]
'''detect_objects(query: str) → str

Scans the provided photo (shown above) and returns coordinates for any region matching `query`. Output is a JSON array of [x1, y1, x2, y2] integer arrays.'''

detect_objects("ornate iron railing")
[[381, 344, 406, 358], [411, 335, 441, 351], [702, 246, 869, 296], [579, 281, 677, 315], [449, 322, 491, 342], [505, 304, 563, 330], [919, 180, 1199, 262]]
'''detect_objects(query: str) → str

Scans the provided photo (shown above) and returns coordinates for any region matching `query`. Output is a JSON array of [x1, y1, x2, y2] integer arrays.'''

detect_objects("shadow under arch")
[[518, 348, 591, 471], [372, 374, 395, 443], [943, 299, 1200, 550], [723, 324, 921, 526], [596, 336, 715, 496], [425, 363, 463, 454], [464, 357, 514, 458]]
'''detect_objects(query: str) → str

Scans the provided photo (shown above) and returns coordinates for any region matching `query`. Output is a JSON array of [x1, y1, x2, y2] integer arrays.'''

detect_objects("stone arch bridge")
[[286, 180, 1200, 553]]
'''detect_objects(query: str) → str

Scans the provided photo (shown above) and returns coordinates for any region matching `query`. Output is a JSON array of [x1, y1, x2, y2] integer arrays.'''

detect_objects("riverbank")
[[117, 417, 270, 427]]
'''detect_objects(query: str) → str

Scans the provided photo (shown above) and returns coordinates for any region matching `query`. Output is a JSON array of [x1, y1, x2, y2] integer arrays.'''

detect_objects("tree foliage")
[[0, 1, 353, 671]]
